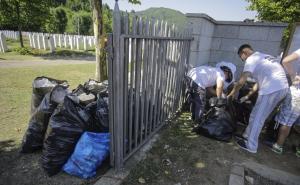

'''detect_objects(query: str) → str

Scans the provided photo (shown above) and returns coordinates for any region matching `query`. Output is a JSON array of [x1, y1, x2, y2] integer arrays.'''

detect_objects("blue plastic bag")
[[63, 132, 110, 178]]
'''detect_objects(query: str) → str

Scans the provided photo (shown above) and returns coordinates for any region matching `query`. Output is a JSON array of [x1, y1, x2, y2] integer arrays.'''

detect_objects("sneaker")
[[271, 143, 283, 154], [236, 140, 257, 153], [296, 146, 300, 158], [234, 134, 247, 141]]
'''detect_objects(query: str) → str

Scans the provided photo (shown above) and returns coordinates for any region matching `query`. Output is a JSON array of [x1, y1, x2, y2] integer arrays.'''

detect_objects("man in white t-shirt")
[[186, 65, 233, 122], [270, 48, 300, 156], [228, 44, 289, 153]]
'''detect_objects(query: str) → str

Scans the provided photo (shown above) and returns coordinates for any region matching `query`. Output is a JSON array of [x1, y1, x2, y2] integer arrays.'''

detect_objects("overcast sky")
[[103, 0, 257, 21]]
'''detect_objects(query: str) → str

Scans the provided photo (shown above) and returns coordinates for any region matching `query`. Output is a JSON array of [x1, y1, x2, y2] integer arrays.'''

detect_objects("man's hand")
[[227, 90, 236, 100], [239, 95, 249, 103], [293, 75, 300, 85], [227, 72, 251, 100]]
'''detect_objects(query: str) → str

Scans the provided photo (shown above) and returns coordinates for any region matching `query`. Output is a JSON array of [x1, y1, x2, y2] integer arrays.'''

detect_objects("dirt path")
[[0, 59, 95, 68], [123, 112, 300, 185]]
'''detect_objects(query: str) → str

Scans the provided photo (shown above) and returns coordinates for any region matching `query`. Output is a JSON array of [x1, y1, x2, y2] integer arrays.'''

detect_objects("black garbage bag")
[[193, 98, 235, 142], [85, 96, 109, 132], [83, 79, 108, 95], [232, 81, 258, 125], [21, 85, 69, 153], [232, 100, 253, 125], [31, 76, 68, 113], [42, 95, 93, 176]]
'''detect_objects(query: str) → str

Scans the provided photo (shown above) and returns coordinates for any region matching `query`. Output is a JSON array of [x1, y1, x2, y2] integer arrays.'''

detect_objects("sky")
[[102, 0, 258, 21]]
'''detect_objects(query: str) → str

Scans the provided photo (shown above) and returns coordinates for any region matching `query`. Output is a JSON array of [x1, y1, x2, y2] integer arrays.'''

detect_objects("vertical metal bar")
[[171, 39, 180, 113], [142, 19, 150, 140], [123, 13, 129, 157], [139, 18, 148, 143], [165, 25, 175, 119], [174, 39, 185, 110], [162, 25, 171, 122], [159, 22, 169, 123], [134, 17, 142, 148], [107, 34, 114, 167], [128, 15, 137, 153], [148, 19, 157, 134], [153, 20, 162, 129], [144, 19, 155, 138], [112, 1, 123, 170], [155, 20, 165, 128], [176, 40, 187, 109]]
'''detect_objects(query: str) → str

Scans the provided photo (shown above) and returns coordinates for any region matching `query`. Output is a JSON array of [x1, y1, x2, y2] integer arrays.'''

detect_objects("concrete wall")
[[186, 13, 288, 75]]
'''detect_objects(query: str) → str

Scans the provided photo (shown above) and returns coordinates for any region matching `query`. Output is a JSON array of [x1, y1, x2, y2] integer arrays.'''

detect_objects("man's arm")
[[227, 72, 251, 99], [282, 52, 299, 64], [282, 52, 299, 77], [216, 78, 224, 98], [248, 82, 258, 97], [239, 82, 258, 102]]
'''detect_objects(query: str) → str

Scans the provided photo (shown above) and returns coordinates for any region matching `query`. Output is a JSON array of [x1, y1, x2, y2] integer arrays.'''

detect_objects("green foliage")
[[65, 0, 91, 12], [45, 6, 68, 33], [12, 47, 32, 55], [0, 0, 53, 31], [70, 11, 93, 35], [135, 7, 187, 31], [128, 0, 141, 4], [103, 4, 113, 34], [247, 0, 300, 23]]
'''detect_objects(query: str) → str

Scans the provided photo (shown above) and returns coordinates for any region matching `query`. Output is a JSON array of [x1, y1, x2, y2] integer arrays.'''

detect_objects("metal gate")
[[108, 1, 193, 170]]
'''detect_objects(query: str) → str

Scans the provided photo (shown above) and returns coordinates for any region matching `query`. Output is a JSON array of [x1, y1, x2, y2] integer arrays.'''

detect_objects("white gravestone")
[[83, 36, 87, 51], [28, 34, 33, 48], [48, 36, 55, 53], [33, 34, 38, 49], [42, 35, 48, 50], [0, 33, 8, 53], [53, 35, 57, 48], [64, 35, 68, 48], [58, 34, 62, 48], [69, 35, 73, 49]]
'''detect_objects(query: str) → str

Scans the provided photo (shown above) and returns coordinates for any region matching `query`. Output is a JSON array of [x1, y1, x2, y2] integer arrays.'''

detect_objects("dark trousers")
[[185, 77, 206, 122]]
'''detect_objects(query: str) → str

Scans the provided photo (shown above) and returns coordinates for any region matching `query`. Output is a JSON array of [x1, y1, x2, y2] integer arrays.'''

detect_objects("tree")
[[0, 0, 52, 47], [246, 0, 300, 46], [66, 0, 90, 12], [71, 11, 93, 35], [91, 0, 141, 82], [45, 6, 68, 33]]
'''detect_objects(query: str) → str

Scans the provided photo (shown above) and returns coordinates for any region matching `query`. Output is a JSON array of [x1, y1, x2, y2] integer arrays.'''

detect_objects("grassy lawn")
[[0, 63, 95, 146], [0, 38, 95, 61]]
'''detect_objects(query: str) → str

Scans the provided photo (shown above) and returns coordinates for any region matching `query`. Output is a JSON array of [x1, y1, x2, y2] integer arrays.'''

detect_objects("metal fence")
[[108, 1, 193, 169]]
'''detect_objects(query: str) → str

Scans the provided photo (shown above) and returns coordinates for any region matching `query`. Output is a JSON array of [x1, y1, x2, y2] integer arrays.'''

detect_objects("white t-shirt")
[[187, 66, 225, 88], [290, 49, 300, 87], [292, 48, 300, 74], [243, 51, 288, 95]]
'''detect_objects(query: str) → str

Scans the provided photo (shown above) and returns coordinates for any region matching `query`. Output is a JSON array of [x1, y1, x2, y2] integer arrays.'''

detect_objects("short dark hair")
[[220, 66, 233, 83], [237, 44, 253, 55]]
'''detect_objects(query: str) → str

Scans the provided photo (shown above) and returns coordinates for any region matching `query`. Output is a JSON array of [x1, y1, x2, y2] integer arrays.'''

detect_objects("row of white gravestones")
[[0, 30, 96, 51], [28, 33, 55, 52], [0, 32, 8, 53], [26, 32, 95, 51], [1, 30, 18, 40]]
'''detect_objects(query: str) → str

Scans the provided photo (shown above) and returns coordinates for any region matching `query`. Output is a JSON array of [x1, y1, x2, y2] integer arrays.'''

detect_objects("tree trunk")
[[15, 1, 24, 47], [91, 0, 107, 82]]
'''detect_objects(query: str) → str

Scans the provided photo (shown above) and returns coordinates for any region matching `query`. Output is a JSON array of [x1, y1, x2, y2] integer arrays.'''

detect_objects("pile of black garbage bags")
[[191, 82, 258, 142], [20, 76, 109, 176]]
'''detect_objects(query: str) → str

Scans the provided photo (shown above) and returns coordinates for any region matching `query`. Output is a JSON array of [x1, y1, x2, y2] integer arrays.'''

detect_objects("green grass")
[[0, 63, 95, 145], [0, 38, 95, 61]]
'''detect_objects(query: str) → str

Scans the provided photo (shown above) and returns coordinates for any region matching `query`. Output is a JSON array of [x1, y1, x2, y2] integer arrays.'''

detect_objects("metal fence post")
[[112, 0, 124, 170]]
